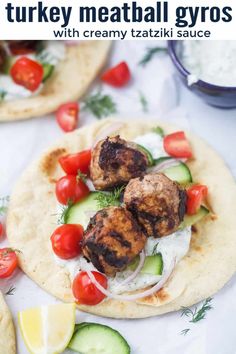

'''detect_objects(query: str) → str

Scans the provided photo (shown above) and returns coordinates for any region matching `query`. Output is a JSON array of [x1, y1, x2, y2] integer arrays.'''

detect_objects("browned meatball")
[[7, 40, 40, 54], [0, 44, 6, 72], [90, 136, 149, 190], [124, 173, 186, 238], [82, 206, 146, 276]]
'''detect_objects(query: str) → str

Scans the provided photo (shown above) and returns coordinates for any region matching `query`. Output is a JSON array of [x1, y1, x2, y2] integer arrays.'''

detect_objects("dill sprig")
[[95, 186, 125, 209], [83, 91, 117, 119], [57, 201, 73, 225], [0, 196, 10, 215], [152, 126, 165, 137], [181, 297, 213, 323], [138, 91, 148, 112], [139, 47, 167, 66], [180, 328, 190, 336], [5, 286, 16, 296], [152, 243, 159, 255]]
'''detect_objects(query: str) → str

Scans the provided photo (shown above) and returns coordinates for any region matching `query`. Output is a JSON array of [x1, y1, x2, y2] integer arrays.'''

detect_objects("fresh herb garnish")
[[5, 286, 16, 296], [95, 186, 125, 209], [181, 297, 213, 323], [138, 91, 148, 112], [0, 196, 10, 215], [152, 243, 159, 255], [152, 126, 165, 138], [139, 47, 167, 67], [180, 328, 190, 336], [0, 90, 6, 102], [57, 200, 73, 225], [76, 170, 87, 183], [83, 91, 117, 119]]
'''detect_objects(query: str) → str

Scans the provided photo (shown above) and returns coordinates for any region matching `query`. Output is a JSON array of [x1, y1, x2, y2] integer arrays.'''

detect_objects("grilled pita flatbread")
[[0, 41, 111, 121], [0, 291, 16, 353], [7, 118, 236, 318]]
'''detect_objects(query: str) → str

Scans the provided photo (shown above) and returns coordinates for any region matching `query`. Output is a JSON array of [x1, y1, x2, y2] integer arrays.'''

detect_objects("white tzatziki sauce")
[[0, 41, 66, 101], [182, 40, 236, 87], [54, 132, 191, 294], [134, 132, 167, 159]]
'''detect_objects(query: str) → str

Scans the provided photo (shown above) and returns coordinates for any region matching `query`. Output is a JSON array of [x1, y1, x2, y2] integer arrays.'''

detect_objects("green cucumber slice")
[[181, 206, 209, 228], [64, 192, 100, 229], [163, 162, 192, 185], [68, 323, 130, 354], [136, 144, 154, 166], [129, 253, 163, 276], [141, 253, 163, 275], [42, 63, 54, 82]]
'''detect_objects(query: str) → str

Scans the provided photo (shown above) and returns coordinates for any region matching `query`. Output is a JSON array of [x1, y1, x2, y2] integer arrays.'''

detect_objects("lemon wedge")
[[18, 303, 76, 354]]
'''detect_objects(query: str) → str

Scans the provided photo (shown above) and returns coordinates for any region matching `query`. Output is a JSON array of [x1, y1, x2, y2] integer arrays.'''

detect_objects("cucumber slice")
[[42, 63, 54, 82], [141, 253, 163, 275], [163, 162, 192, 185], [64, 192, 100, 229], [128, 254, 163, 275], [68, 323, 130, 354], [181, 206, 209, 228], [136, 144, 154, 166]]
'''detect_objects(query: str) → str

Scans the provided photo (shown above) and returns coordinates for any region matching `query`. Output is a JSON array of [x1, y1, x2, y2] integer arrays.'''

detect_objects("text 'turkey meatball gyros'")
[[7, 119, 236, 318]]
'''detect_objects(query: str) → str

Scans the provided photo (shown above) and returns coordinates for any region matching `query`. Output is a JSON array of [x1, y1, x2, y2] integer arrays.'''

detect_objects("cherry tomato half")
[[101, 61, 131, 87], [10, 57, 44, 92], [50, 224, 84, 259], [56, 102, 79, 132], [0, 248, 18, 279], [163, 131, 193, 159], [72, 271, 107, 305], [59, 149, 91, 175], [186, 184, 208, 215], [55, 175, 89, 205]]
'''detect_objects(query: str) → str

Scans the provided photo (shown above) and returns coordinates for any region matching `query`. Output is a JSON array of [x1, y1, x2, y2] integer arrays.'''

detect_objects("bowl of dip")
[[168, 41, 236, 108]]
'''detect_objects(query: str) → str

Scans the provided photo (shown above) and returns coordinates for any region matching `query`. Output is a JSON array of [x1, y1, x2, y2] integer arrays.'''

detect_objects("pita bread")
[[0, 41, 111, 121], [0, 291, 16, 353], [7, 118, 236, 318]]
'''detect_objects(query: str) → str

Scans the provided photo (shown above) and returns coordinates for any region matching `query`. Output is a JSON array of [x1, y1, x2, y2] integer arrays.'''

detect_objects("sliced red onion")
[[93, 122, 125, 147], [149, 159, 180, 173], [114, 251, 146, 290], [86, 258, 175, 302]]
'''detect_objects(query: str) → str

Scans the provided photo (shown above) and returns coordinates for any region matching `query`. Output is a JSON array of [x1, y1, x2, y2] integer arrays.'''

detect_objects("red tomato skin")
[[10, 57, 43, 92], [163, 131, 193, 158], [72, 271, 107, 305], [55, 175, 89, 205], [50, 224, 84, 259], [0, 248, 18, 279], [56, 102, 79, 132], [59, 150, 91, 175], [0, 223, 3, 238], [186, 185, 208, 215], [101, 61, 131, 87]]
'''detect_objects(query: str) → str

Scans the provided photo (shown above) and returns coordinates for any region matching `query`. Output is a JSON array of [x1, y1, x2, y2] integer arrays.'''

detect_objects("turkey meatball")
[[82, 206, 146, 276], [7, 40, 40, 54], [124, 173, 186, 238], [90, 136, 149, 190], [0, 44, 6, 72]]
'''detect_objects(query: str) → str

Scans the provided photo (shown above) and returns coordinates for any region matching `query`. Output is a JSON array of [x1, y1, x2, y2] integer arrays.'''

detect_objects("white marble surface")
[[0, 40, 236, 354]]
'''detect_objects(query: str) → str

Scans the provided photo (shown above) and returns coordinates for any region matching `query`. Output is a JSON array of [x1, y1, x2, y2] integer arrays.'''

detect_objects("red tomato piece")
[[101, 61, 131, 87], [72, 271, 107, 305], [55, 175, 89, 205], [59, 149, 91, 175], [0, 223, 3, 238], [186, 185, 208, 215], [163, 131, 193, 158], [56, 102, 79, 132], [50, 224, 84, 259], [10, 57, 43, 92], [0, 248, 18, 279]]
